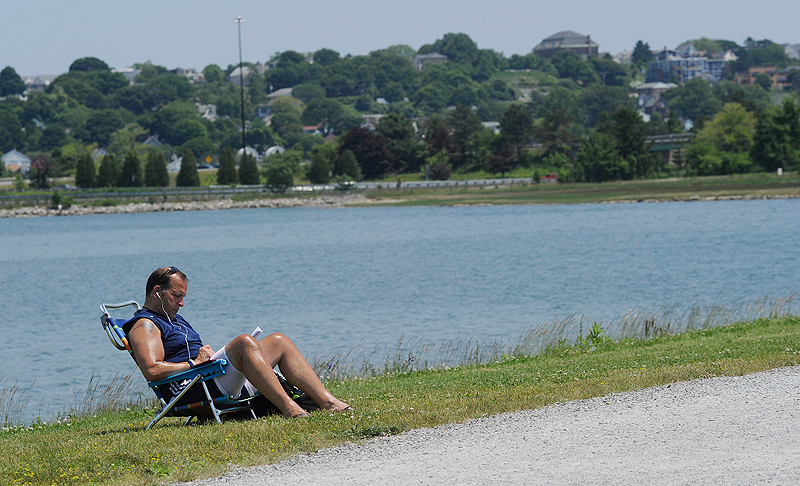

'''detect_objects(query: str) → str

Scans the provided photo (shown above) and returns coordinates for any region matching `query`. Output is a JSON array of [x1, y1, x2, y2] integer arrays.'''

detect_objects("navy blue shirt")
[[123, 308, 202, 362]]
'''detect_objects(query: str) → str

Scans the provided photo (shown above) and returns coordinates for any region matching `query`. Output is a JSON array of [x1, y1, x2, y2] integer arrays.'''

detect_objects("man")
[[123, 266, 350, 418]]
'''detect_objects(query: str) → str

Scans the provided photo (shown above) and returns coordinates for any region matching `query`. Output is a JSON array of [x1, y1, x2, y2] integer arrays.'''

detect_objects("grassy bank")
[[2, 310, 799, 485], [360, 172, 800, 207]]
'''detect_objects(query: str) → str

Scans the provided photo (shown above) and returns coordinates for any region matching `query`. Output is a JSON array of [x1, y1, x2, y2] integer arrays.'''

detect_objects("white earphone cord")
[[158, 291, 191, 359]]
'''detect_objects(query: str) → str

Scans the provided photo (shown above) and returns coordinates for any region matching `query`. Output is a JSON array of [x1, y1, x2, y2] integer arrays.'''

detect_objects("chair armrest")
[[148, 359, 227, 388]]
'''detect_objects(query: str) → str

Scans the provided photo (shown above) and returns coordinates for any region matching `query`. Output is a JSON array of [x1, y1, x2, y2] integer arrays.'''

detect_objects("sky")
[[3, 0, 800, 76]]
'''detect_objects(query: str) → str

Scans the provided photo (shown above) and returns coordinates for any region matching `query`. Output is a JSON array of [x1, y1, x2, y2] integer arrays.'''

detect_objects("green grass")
[[361, 172, 800, 207], [2, 305, 799, 485]]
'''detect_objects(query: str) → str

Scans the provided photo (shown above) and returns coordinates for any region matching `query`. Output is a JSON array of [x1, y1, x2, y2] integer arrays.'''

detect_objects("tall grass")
[[308, 295, 797, 381], [2, 295, 796, 428]]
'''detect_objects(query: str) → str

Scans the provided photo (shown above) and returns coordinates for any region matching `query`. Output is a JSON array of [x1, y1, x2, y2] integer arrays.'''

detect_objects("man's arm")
[[128, 318, 196, 381]]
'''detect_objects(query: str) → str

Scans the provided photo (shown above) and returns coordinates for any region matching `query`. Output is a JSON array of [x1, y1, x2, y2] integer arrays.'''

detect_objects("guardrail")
[[0, 177, 535, 207]]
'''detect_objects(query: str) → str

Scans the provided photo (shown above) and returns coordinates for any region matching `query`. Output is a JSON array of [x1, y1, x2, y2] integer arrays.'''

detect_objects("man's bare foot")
[[323, 398, 352, 413]]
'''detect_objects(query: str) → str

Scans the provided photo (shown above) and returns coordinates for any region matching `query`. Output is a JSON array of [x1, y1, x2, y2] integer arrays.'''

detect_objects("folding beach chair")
[[100, 300, 256, 430]]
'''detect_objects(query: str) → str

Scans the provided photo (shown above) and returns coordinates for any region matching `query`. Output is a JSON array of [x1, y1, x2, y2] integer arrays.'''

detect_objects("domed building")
[[533, 30, 599, 59]]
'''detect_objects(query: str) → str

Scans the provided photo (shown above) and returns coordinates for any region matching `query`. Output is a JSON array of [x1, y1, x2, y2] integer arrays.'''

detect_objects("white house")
[[2, 149, 31, 174]]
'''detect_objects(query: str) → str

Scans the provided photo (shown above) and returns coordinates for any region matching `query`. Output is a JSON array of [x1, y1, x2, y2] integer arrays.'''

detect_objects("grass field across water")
[[1, 299, 799, 485]]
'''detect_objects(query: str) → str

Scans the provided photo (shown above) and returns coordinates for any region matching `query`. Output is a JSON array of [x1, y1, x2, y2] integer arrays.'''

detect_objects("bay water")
[[1, 198, 797, 422]]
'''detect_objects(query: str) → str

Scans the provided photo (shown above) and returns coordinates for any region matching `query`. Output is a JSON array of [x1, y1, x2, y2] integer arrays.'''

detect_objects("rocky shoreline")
[[1, 192, 797, 218], [0, 193, 371, 218]]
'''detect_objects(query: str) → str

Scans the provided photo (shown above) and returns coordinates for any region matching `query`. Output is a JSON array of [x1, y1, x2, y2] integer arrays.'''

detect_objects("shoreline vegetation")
[[1, 172, 800, 218], [1, 296, 798, 485]]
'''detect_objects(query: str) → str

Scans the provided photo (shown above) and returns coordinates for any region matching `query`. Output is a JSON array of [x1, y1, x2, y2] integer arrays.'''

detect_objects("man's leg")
[[222, 334, 309, 417], [257, 332, 350, 412]]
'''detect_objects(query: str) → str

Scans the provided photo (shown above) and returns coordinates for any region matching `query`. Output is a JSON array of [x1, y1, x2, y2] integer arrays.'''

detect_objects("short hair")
[[146, 267, 188, 296]]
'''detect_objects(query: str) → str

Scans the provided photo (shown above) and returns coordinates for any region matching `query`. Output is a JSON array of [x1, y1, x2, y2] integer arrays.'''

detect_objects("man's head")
[[145, 266, 188, 319]]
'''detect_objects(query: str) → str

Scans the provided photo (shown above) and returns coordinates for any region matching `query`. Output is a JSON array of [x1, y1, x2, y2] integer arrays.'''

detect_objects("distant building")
[[229, 62, 269, 86], [172, 68, 205, 84], [411, 53, 448, 71], [784, 44, 800, 60], [112, 67, 141, 84], [2, 149, 31, 174], [22, 75, 58, 94], [142, 135, 162, 148], [196, 102, 217, 121], [636, 82, 678, 97], [533, 30, 599, 59], [646, 45, 724, 84], [733, 66, 792, 89]]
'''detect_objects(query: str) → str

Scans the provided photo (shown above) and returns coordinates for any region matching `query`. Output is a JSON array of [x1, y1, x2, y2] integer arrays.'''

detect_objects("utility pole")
[[235, 16, 247, 156]]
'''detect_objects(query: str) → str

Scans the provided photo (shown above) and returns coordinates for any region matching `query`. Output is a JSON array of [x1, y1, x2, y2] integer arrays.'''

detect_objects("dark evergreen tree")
[[176, 149, 200, 186], [499, 103, 534, 153], [96, 154, 120, 187], [335, 149, 362, 180], [238, 153, 260, 185], [144, 152, 169, 187], [0, 66, 26, 97], [340, 126, 393, 180], [751, 97, 800, 171], [307, 150, 330, 184], [631, 41, 654, 65], [75, 153, 96, 188], [216, 147, 238, 185], [118, 152, 144, 187]]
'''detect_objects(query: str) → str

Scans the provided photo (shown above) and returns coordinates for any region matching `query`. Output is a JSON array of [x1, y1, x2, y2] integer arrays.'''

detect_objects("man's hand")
[[195, 345, 214, 362]]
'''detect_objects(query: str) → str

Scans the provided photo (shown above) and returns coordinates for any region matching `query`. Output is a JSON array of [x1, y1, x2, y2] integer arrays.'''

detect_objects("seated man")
[[123, 266, 350, 418]]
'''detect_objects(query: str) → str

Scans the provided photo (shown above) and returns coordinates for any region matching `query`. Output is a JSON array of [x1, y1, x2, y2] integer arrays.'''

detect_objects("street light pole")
[[234, 16, 246, 156]]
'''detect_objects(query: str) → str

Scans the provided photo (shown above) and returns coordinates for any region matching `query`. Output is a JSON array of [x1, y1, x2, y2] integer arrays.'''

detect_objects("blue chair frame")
[[100, 300, 255, 430]]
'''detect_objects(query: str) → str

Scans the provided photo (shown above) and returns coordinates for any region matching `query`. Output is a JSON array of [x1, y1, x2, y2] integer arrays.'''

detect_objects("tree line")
[[0, 33, 798, 188]]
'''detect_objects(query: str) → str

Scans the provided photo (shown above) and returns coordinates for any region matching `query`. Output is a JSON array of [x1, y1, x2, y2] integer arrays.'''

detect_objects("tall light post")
[[234, 16, 246, 156]]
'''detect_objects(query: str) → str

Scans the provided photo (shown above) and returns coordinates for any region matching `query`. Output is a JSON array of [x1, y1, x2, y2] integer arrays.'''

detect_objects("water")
[[1, 199, 798, 422]]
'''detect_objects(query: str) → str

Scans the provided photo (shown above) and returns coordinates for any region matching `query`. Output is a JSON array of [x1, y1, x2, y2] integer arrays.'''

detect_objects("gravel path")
[[184, 366, 800, 485]]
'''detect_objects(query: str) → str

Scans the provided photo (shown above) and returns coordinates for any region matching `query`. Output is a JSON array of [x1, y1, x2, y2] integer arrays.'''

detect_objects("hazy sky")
[[3, 0, 799, 75]]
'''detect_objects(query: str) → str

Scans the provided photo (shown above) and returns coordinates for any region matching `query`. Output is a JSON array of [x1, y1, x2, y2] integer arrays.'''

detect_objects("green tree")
[[335, 149, 361, 180], [631, 41, 654, 65], [74, 153, 96, 188], [427, 148, 451, 180], [118, 152, 144, 187], [551, 51, 600, 86], [695, 103, 756, 154], [176, 149, 200, 186], [0, 66, 26, 97], [786, 69, 800, 93], [377, 112, 427, 172], [578, 85, 633, 127], [661, 78, 722, 121], [750, 96, 800, 171], [144, 151, 169, 187], [82, 109, 125, 146], [216, 147, 238, 185], [238, 153, 260, 185], [265, 155, 297, 192], [574, 131, 629, 182], [293, 83, 327, 102], [597, 106, 651, 177], [69, 57, 110, 72], [447, 105, 484, 170], [685, 138, 752, 176], [202, 64, 225, 83], [499, 103, 534, 152], [96, 154, 120, 187], [754, 73, 772, 91], [307, 149, 331, 184]]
